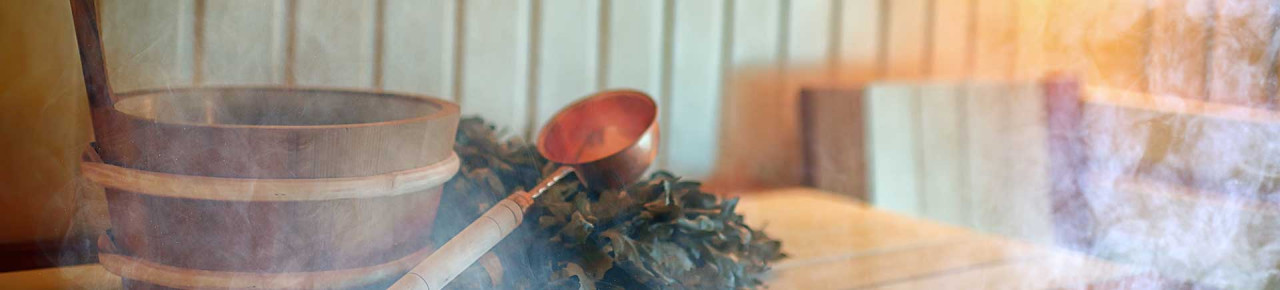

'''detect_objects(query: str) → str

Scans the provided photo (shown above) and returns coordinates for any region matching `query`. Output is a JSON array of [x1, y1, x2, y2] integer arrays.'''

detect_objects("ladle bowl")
[[537, 89, 660, 188]]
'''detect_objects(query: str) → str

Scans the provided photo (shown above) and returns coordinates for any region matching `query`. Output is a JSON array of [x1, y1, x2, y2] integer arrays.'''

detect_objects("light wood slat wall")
[[865, 84, 923, 217], [292, 0, 377, 88], [457, 0, 533, 135], [533, 0, 600, 131], [916, 83, 969, 226], [382, 0, 455, 99], [929, 0, 971, 79], [97, 0, 1279, 186], [1208, 0, 1278, 106], [1148, 0, 1211, 100], [666, 0, 725, 180], [200, 0, 288, 85], [865, 81, 1053, 241], [101, 0, 195, 92]]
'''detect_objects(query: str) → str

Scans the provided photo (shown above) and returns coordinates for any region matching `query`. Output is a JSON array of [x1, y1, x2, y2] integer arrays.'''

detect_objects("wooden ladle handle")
[[390, 166, 575, 290], [389, 193, 531, 290]]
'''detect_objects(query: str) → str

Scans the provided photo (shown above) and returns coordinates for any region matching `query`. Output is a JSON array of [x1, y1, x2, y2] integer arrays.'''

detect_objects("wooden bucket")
[[80, 87, 461, 288]]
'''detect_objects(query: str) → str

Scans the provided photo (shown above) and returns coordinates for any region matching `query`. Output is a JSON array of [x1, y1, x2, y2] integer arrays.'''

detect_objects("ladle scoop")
[[391, 90, 660, 289]]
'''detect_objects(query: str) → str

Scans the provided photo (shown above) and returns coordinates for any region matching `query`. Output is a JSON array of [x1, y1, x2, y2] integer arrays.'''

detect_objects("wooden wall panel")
[[1148, 0, 1211, 99], [800, 88, 867, 199], [604, 0, 668, 170], [666, 0, 725, 179], [90, 0, 1280, 247], [292, 0, 377, 87], [866, 84, 922, 216], [884, 0, 930, 79], [965, 82, 1052, 243], [836, 0, 882, 83], [786, 0, 835, 70], [533, 0, 600, 129], [1083, 1, 1151, 92], [917, 83, 970, 227], [1208, 0, 1278, 105], [711, 0, 786, 188], [970, 0, 1015, 80], [1014, 0, 1049, 80], [200, 0, 288, 85], [457, 0, 533, 133], [101, 0, 195, 92], [382, 0, 455, 98], [604, 0, 665, 96], [930, 0, 972, 79]]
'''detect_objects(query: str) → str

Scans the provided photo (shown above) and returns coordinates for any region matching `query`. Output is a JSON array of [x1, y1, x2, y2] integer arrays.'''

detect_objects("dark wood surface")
[[799, 88, 868, 201]]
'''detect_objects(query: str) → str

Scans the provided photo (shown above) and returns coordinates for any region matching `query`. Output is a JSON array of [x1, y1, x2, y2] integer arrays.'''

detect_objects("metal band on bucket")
[[81, 152, 459, 202]]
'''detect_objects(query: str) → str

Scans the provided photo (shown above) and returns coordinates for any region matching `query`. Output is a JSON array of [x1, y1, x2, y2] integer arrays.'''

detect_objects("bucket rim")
[[111, 86, 460, 130]]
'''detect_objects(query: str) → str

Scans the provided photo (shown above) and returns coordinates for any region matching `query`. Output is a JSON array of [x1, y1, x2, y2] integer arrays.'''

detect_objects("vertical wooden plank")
[[786, 0, 835, 69], [605, 0, 665, 94], [1148, 0, 1211, 99], [1209, 0, 1278, 105], [292, 0, 376, 88], [971, 0, 1016, 80], [866, 84, 922, 217], [1014, 0, 1049, 80], [201, 0, 287, 85], [930, 0, 972, 79], [836, 0, 881, 83], [730, 0, 783, 65], [534, 0, 600, 128], [1084, 1, 1151, 92], [459, 0, 532, 133], [382, 0, 455, 98], [884, 0, 929, 79], [711, 0, 787, 189], [918, 83, 969, 226], [965, 82, 1053, 243], [101, 0, 196, 92], [667, 0, 725, 179], [606, 0, 666, 171]]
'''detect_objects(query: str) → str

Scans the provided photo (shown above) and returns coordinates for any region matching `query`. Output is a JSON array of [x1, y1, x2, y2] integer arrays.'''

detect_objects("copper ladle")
[[391, 90, 660, 290]]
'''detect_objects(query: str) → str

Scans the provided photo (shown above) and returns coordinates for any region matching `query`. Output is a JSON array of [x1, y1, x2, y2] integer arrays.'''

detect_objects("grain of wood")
[[1082, 1, 1151, 92], [1209, 0, 1278, 105], [800, 89, 867, 199], [1148, 0, 1212, 100], [836, 0, 882, 83], [1014, 0, 1049, 80], [604, 0, 665, 96], [666, 0, 725, 180], [964, 82, 1053, 243], [292, 0, 377, 87], [712, 0, 789, 189], [884, 0, 930, 79], [918, 83, 970, 227], [930, 0, 973, 79], [101, 0, 195, 92], [458, 0, 533, 133], [605, 0, 667, 171], [534, 0, 600, 128], [382, 0, 455, 98], [200, 0, 287, 85], [866, 83, 922, 217], [786, 0, 835, 71], [971, 0, 1016, 80]]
